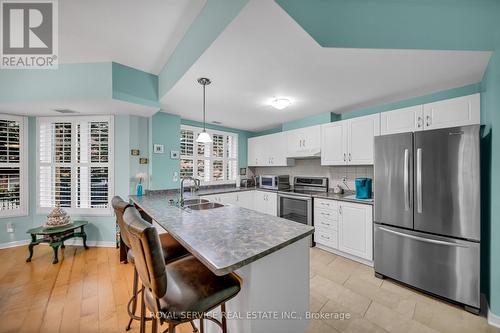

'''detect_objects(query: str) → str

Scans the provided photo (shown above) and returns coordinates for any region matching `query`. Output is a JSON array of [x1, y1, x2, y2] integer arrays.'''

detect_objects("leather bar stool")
[[123, 207, 241, 333], [112, 196, 190, 331]]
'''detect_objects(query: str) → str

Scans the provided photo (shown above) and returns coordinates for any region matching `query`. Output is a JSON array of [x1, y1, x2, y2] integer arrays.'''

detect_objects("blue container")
[[355, 178, 372, 199], [136, 183, 143, 197]]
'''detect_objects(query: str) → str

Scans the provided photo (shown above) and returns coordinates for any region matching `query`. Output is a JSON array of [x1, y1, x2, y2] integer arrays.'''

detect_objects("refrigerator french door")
[[374, 125, 481, 313]]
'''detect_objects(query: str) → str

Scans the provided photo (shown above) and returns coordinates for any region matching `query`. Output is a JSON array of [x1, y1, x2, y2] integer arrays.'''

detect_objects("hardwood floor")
[[1, 245, 498, 333], [0, 245, 192, 333]]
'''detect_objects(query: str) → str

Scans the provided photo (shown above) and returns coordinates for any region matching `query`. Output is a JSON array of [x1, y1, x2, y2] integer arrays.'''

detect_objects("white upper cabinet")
[[286, 125, 321, 157], [321, 114, 380, 166], [321, 122, 347, 165], [380, 105, 424, 135], [247, 133, 293, 167], [347, 114, 380, 164], [423, 93, 480, 130]]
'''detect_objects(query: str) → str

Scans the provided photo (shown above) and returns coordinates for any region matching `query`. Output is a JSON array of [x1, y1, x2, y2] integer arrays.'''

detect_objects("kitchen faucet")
[[180, 177, 201, 206]]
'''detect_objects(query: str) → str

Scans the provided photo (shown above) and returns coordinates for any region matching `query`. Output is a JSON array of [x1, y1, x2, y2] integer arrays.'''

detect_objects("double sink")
[[181, 198, 224, 210]]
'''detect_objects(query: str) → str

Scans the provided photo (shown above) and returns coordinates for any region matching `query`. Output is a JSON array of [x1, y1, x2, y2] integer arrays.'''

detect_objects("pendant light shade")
[[196, 131, 212, 143], [196, 77, 212, 143]]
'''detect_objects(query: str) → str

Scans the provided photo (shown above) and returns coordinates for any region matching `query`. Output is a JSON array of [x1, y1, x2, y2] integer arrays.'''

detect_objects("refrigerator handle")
[[417, 148, 422, 213], [404, 149, 409, 211], [378, 227, 468, 248]]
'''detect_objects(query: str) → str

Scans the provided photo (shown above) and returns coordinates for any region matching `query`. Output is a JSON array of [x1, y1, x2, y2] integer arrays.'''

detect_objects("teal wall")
[[0, 63, 112, 102], [276, 0, 499, 51], [150, 112, 182, 190], [112, 62, 160, 108], [480, 50, 500, 316], [0, 115, 147, 246], [0, 62, 160, 110], [181, 119, 253, 168], [282, 112, 338, 131], [158, 0, 249, 97]]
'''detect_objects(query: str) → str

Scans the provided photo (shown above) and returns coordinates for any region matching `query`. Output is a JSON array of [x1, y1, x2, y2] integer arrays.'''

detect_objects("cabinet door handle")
[[426, 115, 431, 127], [320, 235, 331, 240], [417, 116, 422, 128], [321, 212, 330, 216], [348, 153, 352, 161], [320, 221, 330, 226], [343, 153, 346, 162], [339, 206, 342, 215]]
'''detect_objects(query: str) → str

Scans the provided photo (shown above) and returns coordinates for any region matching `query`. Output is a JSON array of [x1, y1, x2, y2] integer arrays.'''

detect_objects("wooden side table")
[[26, 220, 89, 264]]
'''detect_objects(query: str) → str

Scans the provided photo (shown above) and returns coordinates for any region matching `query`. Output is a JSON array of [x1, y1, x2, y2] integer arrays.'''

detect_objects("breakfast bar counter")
[[129, 192, 314, 333]]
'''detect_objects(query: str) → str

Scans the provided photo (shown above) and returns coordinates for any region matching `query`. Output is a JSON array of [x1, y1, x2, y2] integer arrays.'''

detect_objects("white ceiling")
[[59, 0, 206, 74], [0, 99, 159, 117], [161, 0, 491, 132]]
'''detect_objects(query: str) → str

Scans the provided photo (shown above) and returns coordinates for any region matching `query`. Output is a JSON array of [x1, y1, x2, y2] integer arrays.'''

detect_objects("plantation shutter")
[[179, 125, 238, 184], [38, 116, 113, 214], [0, 115, 27, 216]]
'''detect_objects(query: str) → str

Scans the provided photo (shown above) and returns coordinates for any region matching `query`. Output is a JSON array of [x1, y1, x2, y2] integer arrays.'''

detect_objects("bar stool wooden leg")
[[126, 267, 139, 330], [140, 286, 146, 333], [168, 322, 176, 333], [199, 317, 204, 333], [221, 303, 227, 333], [190, 321, 199, 332], [151, 316, 158, 333]]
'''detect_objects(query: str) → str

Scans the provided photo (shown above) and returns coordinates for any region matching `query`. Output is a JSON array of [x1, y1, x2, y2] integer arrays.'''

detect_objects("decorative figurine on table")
[[45, 205, 72, 228], [136, 172, 147, 196]]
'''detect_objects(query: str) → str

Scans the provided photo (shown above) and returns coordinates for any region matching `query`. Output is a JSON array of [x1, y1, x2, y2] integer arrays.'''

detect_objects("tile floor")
[[307, 247, 499, 333]]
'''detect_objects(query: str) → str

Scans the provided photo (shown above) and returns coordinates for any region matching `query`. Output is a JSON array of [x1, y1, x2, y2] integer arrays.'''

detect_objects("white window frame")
[[36, 115, 114, 216], [0, 114, 28, 218], [180, 125, 238, 185]]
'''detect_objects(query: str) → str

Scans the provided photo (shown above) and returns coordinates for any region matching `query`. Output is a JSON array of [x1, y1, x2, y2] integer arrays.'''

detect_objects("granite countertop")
[[129, 192, 314, 276], [311, 191, 374, 205], [171, 186, 373, 205]]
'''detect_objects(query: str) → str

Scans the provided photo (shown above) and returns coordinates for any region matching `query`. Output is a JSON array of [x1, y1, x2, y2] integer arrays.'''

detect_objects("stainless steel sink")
[[182, 198, 209, 206], [187, 202, 225, 210]]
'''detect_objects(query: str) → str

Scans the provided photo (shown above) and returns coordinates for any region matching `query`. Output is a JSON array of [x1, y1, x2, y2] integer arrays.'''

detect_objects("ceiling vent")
[[53, 108, 78, 114]]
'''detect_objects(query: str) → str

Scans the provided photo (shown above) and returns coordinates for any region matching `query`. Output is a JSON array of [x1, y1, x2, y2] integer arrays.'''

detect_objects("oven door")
[[278, 194, 313, 245]]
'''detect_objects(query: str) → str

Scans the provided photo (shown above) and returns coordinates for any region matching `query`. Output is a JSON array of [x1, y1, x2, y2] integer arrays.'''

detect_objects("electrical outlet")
[[6, 223, 14, 233], [173, 171, 178, 182]]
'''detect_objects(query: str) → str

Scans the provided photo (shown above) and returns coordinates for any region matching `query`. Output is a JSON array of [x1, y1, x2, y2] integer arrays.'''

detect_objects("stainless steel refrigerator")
[[374, 125, 480, 313]]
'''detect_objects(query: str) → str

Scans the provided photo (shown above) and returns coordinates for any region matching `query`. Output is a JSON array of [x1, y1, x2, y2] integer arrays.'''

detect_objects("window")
[[180, 125, 238, 184], [0, 114, 27, 217], [37, 116, 114, 215]]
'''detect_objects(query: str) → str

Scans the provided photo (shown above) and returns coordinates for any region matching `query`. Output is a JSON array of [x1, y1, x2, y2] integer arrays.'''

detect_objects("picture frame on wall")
[[153, 144, 164, 154]]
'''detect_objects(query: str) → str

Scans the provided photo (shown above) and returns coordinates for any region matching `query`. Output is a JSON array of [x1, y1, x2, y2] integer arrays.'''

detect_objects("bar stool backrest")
[[123, 207, 168, 300], [111, 196, 133, 248]]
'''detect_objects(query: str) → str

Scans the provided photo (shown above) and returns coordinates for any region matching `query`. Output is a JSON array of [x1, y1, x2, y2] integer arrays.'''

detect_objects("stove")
[[277, 177, 329, 247]]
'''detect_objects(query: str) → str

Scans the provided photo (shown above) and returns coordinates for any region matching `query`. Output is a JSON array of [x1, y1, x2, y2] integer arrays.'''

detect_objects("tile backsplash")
[[249, 158, 374, 191]]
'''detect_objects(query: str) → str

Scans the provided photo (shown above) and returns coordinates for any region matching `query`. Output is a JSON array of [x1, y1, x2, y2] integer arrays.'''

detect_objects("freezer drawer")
[[374, 224, 480, 308]]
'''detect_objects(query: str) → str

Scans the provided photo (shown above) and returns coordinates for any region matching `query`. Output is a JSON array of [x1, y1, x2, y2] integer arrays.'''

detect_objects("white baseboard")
[[488, 307, 500, 328], [315, 244, 374, 267], [63, 239, 116, 248], [0, 239, 116, 249], [0, 239, 30, 249]]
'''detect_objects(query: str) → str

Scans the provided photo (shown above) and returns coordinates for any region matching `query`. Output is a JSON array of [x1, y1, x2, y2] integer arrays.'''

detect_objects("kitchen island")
[[129, 192, 314, 333]]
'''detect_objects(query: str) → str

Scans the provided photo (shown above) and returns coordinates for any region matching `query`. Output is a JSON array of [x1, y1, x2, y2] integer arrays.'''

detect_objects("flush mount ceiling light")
[[270, 97, 292, 110], [196, 77, 212, 144]]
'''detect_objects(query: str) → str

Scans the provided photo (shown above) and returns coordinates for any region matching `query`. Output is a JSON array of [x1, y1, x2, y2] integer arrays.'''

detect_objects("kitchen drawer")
[[314, 228, 338, 249], [314, 198, 338, 211], [315, 212, 338, 230]]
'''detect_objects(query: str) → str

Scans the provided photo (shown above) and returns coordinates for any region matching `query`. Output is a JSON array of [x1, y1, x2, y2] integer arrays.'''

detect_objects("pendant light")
[[196, 77, 212, 143]]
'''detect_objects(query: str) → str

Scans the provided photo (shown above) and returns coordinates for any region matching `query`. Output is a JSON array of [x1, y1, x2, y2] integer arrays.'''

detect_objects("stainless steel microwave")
[[259, 175, 290, 190]]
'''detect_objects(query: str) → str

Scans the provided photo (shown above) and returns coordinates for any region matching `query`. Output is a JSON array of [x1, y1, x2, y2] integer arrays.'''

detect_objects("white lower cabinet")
[[201, 190, 277, 216], [254, 190, 277, 216], [338, 201, 373, 261], [314, 198, 373, 262]]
